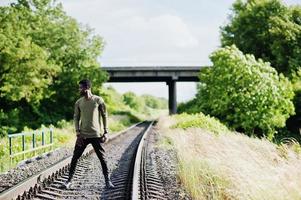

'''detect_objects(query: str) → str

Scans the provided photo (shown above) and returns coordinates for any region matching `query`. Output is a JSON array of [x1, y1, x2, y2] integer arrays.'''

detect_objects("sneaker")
[[63, 181, 72, 189], [105, 180, 115, 189]]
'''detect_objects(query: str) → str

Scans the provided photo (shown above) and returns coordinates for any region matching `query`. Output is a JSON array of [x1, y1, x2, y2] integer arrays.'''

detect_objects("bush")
[[122, 92, 145, 111], [285, 69, 301, 137], [177, 98, 199, 114], [0, 109, 19, 137], [172, 113, 230, 134], [194, 45, 294, 139], [56, 120, 71, 129], [111, 110, 141, 123], [141, 95, 168, 109]]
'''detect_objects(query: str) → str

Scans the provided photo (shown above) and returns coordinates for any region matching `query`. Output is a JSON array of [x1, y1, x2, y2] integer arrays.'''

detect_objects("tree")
[[141, 94, 168, 109], [0, 0, 107, 134], [221, 0, 301, 138], [0, 4, 60, 103], [221, 0, 301, 76], [122, 92, 144, 111], [196, 45, 294, 138]]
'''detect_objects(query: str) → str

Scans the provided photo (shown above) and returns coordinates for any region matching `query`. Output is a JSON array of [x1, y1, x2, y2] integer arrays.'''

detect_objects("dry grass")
[[156, 115, 301, 200]]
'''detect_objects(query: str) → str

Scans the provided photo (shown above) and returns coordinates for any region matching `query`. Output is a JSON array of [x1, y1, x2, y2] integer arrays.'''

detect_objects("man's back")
[[74, 95, 106, 138]]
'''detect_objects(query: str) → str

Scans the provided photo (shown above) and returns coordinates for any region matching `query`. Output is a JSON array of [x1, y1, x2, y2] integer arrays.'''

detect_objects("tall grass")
[[0, 122, 76, 173], [156, 115, 301, 200]]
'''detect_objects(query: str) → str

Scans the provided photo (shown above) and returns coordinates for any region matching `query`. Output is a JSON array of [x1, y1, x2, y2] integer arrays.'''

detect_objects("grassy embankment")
[[157, 113, 301, 200]]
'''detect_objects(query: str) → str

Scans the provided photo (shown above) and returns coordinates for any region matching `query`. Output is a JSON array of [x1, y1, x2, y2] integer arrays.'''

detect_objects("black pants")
[[68, 137, 109, 182]]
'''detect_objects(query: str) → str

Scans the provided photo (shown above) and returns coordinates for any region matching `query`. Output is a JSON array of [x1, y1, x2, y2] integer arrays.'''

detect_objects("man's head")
[[79, 79, 92, 96]]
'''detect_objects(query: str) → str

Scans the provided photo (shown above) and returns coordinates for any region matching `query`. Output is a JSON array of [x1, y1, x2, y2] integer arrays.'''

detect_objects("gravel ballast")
[[152, 126, 191, 200], [0, 147, 72, 193]]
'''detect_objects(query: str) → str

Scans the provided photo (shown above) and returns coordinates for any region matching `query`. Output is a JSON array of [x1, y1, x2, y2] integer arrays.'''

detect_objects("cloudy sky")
[[1, 0, 300, 102], [60, 0, 235, 103]]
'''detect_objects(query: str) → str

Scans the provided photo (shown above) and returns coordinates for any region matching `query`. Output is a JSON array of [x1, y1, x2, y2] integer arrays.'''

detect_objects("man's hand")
[[76, 130, 81, 137], [76, 135, 85, 147], [100, 132, 109, 143]]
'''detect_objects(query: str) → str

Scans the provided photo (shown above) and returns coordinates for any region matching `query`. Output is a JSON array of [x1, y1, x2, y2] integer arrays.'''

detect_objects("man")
[[64, 79, 114, 189]]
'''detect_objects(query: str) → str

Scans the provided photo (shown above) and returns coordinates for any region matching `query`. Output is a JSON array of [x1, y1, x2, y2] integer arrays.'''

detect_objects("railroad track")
[[0, 121, 167, 200]]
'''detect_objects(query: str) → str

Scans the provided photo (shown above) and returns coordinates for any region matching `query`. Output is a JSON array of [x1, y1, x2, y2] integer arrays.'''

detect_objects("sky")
[[61, 0, 234, 102], [1, 0, 300, 102]]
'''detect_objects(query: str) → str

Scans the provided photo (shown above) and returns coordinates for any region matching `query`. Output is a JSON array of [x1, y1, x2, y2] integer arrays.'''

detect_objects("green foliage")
[[141, 94, 168, 109], [122, 92, 144, 111], [108, 120, 127, 133], [56, 119, 72, 129], [285, 69, 301, 136], [111, 111, 141, 123], [95, 85, 167, 126], [0, 109, 19, 137], [121, 91, 167, 115], [99, 86, 130, 114], [221, 0, 301, 139], [194, 45, 294, 138], [0, 4, 60, 103], [221, 0, 301, 76], [177, 98, 199, 114], [177, 67, 212, 114], [108, 115, 134, 133], [0, 0, 107, 134], [99, 86, 166, 124], [0, 140, 5, 159], [121, 92, 166, 115], [172, 113, 230, 135]]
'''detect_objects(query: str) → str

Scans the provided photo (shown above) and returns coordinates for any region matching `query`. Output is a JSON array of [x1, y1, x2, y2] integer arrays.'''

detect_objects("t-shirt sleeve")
[[74, 100, 81, 132], [98, 97, 108, 133]]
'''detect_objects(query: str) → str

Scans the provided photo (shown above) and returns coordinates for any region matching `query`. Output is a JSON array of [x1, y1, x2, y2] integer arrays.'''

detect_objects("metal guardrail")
[[8, 128, 54, 157]]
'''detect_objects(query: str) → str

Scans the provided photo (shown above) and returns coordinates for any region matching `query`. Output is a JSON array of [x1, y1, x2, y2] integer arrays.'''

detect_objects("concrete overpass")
[[103, 66, 203, 114]]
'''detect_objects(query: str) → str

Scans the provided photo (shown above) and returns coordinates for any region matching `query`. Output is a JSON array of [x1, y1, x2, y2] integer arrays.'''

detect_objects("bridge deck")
[[103, 66, 204, 82]]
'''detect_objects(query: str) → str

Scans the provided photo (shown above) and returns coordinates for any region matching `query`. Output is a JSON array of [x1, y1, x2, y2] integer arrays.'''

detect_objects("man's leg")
[[90, 138, 114, 188], [67, 137, 87, 183]]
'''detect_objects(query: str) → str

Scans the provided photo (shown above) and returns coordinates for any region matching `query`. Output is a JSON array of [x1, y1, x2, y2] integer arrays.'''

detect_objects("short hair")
[[79, 79, 92, 89]]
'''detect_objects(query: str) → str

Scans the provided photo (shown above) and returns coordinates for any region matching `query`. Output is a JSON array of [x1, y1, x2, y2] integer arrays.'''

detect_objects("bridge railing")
[[8, 128, 54, 157]]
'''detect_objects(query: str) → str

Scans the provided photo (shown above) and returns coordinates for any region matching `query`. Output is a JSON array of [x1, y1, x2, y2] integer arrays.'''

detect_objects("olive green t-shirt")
[[74, 95, 108, 138]]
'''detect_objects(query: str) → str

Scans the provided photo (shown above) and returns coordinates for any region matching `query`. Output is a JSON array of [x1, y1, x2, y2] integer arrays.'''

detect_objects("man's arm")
[[99, 101, 108, 134], [74, 101, 81, 136]]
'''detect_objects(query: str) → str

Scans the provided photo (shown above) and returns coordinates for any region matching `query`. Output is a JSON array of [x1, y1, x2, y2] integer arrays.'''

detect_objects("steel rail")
[[131, 121, 154, 200]]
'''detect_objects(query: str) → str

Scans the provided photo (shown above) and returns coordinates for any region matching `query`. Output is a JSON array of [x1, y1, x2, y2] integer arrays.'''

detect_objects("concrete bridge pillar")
[[167, 80, 177, 115]]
